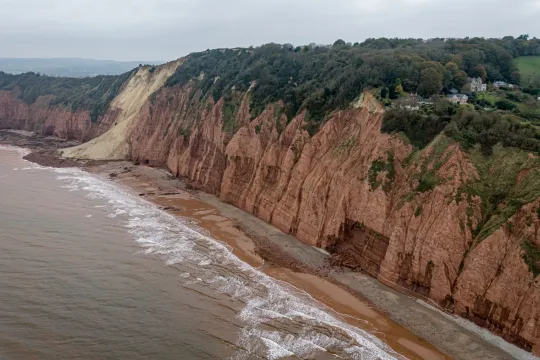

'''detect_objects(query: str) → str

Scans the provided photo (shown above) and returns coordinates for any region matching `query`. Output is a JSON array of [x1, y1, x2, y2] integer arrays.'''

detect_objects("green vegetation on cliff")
[[368, 152, 395, 192], [381, 106, 454, 148], [166, 37, 539, 128], [0, 70, 134, 122], [460, 145, 540, 241], [382, 101, 540, 157], [388, 112, 540, 241], [522, 239, 540, 277]]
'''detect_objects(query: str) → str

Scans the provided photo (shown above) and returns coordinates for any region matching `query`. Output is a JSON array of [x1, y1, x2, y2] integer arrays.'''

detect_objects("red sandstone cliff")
[[128, 86, 540, 354], [0, 92, 118, 142], [1, 72, 539, 354]]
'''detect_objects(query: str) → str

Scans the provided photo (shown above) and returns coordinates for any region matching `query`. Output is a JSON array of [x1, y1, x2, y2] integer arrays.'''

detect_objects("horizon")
[[1, 0, 539, 61], [0, 35, 538, 63], [0, 57, 164, 63]]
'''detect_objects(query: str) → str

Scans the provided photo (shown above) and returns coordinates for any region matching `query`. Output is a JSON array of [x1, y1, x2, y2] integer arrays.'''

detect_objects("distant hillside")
[[0, 58, 164, 77]]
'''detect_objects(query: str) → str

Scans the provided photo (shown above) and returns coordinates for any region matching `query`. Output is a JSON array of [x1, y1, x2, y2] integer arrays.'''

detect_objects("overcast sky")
[[0, 0, 538, 61]]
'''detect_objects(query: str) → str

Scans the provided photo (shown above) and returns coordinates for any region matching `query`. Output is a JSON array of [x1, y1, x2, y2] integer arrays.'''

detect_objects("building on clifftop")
[[469, 77, 487, 92], [448, 94, 468, 104]]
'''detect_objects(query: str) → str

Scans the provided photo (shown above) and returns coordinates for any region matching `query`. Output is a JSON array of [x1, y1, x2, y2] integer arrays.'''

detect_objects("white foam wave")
[[50, 166, 401, 360], [260, 337, 296, 360], [0, 144, 31, 156]]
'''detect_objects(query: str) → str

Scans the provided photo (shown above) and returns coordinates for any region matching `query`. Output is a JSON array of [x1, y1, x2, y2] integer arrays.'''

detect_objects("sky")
[[0, 0, 539, 61]]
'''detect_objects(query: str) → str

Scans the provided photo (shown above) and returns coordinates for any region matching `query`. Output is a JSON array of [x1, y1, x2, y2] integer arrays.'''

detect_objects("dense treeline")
[[446, 110, 540, 155], [382, 107, 540, 155], [0, 70, 134, 122], [381, 107, 453, 148], [166, 36, 539, 125]]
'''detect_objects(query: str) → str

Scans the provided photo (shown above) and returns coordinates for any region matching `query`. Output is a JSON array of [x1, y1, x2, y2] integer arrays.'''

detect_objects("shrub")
[[368, 153, 395, 192], [495, 99, 517, 111], [382, 108, 450, 148], [523, 88, 540, 95], [522, 240, 540, 277], [445, 109, 540, 155], [506, 92, 521, 102], [416, 171, 441, 192]]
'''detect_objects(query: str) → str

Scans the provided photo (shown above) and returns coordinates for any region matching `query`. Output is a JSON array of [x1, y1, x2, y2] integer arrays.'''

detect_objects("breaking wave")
[[48, 165, 402, 360]]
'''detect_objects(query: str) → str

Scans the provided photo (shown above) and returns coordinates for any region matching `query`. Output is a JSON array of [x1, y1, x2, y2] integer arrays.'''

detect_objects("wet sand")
[[85, 161, 450, 360]]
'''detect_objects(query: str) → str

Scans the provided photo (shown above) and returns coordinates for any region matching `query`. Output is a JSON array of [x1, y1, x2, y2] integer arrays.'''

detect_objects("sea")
[[0, 145, 403, 360]]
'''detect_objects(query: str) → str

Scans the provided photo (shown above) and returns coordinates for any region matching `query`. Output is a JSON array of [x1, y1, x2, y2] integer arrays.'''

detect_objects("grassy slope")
[[516, 56, 540, 79], [462, 145, 540, 241]]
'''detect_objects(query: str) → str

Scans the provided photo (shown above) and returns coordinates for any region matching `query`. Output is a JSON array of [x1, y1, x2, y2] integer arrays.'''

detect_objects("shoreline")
[[2, 132, 534, 360], [86, 160, 448, 360]]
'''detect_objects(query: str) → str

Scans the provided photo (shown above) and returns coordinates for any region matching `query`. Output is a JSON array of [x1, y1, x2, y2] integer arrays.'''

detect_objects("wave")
[[0, 144, 31, 156], [47, 165, 402, 360]]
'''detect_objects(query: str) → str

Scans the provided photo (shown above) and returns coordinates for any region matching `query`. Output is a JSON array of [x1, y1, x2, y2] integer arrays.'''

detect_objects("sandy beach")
[[76, 159, 527, 360], [86, 161, 449, 360]]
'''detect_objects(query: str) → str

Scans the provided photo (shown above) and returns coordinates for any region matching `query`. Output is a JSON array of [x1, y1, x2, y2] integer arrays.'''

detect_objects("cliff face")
[[0, 92, 116, 142], [1, 65, 539, 354], [61, 60, 180, 160], [127, 85, 540, 354]]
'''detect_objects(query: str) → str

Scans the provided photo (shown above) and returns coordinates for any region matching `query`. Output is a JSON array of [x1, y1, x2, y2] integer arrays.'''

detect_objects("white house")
[[448, 94, 468, 104], [469, 77, 487, 92]]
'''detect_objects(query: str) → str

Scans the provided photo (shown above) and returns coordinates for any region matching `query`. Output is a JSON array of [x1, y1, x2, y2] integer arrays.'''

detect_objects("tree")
[[418, 68, 443, 97], [510, 71, 521, 85], [527, 74, 540, 88], [454, 70, 468, 89], [381, 87, 388, 99], [461, 49, 486, 74], [471, 64, 487, 81], [445, 61, 459, 74], [495, 99, 517, 111], [333, 39, 346, 47], [389, 86, 397, 99]]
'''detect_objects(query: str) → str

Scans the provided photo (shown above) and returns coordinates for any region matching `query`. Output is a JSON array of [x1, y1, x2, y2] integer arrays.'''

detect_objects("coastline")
[[79, 160, 524, 360], [2, 131, 534, 360], [85, 161, 448, 360]]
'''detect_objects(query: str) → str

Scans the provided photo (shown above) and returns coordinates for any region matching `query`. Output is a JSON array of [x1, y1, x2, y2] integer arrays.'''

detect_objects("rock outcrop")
[[1, 61, 539, 355]]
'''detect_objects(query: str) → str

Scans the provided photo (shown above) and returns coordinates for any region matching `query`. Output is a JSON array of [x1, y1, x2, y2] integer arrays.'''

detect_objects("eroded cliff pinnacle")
[[1, 62, 540, 355]]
